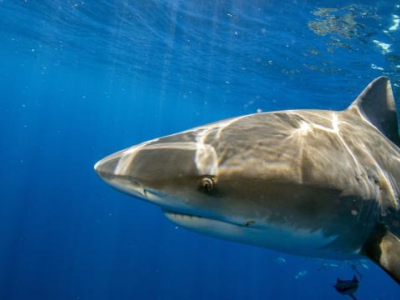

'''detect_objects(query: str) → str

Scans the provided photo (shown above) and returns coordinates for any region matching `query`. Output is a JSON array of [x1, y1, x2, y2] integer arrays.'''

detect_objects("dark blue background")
[[0, 1, 399, 299]]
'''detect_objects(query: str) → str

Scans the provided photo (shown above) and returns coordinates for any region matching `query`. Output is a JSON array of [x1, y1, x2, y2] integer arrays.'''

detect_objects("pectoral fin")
[[362, 223, 400, 284]]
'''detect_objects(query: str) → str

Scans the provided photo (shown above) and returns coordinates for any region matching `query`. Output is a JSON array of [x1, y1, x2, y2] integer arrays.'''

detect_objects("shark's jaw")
[[163, 210, 359, 260]]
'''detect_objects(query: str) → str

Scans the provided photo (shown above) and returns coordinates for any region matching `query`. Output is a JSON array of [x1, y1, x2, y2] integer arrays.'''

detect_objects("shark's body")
[[95, 77, 400, 284]]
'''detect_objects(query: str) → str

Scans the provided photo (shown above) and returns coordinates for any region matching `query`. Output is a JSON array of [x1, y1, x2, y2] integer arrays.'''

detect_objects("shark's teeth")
[[163, 211, 203, 221]]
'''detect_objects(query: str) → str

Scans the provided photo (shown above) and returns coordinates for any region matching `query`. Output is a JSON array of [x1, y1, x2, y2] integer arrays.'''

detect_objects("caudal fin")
[[362, 223, 400, 284]]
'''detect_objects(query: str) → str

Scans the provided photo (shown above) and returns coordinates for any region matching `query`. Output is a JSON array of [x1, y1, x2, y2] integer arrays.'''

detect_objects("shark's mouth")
[[162, 210, 265, 249], [162, 209, 254, 229], [163, 210, 205, 222], [163, 209, 236, 231]]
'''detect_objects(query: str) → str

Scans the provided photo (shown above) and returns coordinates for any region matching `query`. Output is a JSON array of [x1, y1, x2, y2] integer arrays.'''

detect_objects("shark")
[[95, 77, 400, 284]]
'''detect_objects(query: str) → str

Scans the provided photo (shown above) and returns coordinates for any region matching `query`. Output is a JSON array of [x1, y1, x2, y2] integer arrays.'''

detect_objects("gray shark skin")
[[95, 77, 400, 284]]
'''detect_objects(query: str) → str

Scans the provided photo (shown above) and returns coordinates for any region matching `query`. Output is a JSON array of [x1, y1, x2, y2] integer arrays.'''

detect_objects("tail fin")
[[362, 223, 400, 284]]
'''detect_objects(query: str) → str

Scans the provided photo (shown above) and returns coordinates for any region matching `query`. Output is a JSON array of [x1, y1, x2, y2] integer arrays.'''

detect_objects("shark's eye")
[[199, 177, 214, 193]]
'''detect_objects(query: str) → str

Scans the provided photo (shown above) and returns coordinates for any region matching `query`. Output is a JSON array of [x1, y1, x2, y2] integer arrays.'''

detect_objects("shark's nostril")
[[129, 179, 142, 190]]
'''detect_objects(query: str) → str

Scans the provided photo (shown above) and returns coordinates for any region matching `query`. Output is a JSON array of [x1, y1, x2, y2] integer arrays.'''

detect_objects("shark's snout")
[[95, 138, 219, 210], [94, 147, 151, 200], [94, 149, 124, 179]]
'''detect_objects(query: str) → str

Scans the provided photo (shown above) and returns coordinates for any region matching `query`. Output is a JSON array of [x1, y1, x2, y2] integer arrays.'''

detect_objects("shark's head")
[[94, 134, 223, 218], [95, 115, 299, 237]]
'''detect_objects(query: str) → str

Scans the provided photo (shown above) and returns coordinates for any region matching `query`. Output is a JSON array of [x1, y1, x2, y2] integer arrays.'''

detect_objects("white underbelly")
[[164, 211, 360, 260]]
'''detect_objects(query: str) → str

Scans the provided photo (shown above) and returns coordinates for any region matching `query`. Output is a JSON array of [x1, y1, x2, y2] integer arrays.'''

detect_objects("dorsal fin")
[[347, 77, 400, 146]]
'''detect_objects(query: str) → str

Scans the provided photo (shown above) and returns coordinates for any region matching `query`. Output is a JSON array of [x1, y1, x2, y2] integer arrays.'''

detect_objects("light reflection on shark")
[[95, 77, 400, 284]]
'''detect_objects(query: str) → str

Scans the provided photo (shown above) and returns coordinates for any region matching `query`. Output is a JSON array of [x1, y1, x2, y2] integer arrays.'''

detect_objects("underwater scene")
[[1, 0, 400, 299]]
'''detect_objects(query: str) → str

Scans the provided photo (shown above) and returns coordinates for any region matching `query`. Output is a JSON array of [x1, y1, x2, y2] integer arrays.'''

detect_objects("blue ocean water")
[[0, 0, 399, 299]]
